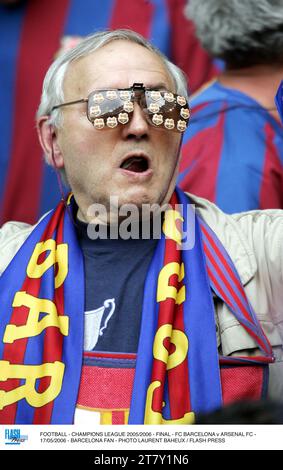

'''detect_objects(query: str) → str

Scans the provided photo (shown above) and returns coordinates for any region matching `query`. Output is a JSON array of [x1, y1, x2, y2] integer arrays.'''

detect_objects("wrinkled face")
[[55, 40, 183, 220]]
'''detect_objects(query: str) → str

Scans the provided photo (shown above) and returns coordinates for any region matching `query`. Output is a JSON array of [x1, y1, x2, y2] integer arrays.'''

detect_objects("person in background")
[[196, 82, 283, 425], [0, 0, 219, 225], [178, 0, 283, 213]]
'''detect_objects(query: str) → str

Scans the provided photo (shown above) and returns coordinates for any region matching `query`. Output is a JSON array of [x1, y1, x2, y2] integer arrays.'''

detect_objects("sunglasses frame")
[[51, 83, 190, 132]]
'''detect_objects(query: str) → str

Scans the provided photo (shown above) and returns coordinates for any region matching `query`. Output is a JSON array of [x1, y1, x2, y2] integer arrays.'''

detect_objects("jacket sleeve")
[[232, 209, 283, 334], [0, 221, 32, 275]]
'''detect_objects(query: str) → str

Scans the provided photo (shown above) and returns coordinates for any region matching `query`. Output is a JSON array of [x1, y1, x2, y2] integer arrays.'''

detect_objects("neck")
[[218, 64, 283, 122]]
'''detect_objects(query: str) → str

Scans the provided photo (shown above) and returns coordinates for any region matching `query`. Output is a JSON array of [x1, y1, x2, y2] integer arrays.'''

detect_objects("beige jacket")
[[1, 194, 283, 400]]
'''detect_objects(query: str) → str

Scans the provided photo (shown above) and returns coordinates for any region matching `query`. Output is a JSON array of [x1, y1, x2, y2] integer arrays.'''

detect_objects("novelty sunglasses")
[[51, 83, 190, 132]]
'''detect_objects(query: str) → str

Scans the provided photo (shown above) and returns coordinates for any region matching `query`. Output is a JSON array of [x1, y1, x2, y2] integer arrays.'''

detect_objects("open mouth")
[[120, 156, 149, 173]]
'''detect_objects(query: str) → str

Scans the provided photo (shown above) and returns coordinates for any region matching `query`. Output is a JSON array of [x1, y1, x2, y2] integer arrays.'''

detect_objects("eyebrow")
[[144, 83, 170, 91]]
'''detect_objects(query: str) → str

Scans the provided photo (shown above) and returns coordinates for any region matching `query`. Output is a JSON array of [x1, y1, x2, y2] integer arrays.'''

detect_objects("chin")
[[120, 189, 162, 208]]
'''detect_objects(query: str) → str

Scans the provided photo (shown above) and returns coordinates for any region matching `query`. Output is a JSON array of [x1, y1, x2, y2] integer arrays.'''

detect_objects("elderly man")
[[0, 30, 282, 425], [0, 0, 218, 227]]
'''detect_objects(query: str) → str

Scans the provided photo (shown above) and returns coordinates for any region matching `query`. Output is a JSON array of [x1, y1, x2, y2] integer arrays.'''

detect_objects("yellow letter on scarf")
[[145, 325, 190, 424], [3, 291, 69, 343], [0, 360, 65, 409], [27, 239, 68, 288], [144, 381, 194, 424], [153, 324, 189, 370], [157, 262, 185, 305], [162, 209, 183, 246]]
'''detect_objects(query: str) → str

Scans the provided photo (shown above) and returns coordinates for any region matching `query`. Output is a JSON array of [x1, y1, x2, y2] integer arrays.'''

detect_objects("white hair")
[[37, 28, 189, 128], [185, 0, 283, 67]]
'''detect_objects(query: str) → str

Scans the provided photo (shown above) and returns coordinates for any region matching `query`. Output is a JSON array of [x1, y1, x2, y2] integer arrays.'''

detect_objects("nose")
[[121, 102, 149, 140]]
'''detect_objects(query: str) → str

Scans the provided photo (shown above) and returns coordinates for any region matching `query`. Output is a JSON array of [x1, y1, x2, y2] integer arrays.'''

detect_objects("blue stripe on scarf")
[[0, 211, 54, 424], [129, 190, 222, 423], [0, 206, 84, 424], [0, 212, 54, 360], [177, 189, 222, 413]]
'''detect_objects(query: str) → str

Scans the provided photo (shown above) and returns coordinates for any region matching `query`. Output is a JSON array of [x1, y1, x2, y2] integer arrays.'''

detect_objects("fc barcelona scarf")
[[0, 189, 273, 424]]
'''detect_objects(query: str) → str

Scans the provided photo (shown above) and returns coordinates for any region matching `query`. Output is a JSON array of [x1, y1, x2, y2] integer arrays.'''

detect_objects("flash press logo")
[[5, 429, 28, 445]]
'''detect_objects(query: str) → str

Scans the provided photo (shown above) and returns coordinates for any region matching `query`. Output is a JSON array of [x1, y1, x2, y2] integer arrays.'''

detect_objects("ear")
[[37, 116, 64, 169]]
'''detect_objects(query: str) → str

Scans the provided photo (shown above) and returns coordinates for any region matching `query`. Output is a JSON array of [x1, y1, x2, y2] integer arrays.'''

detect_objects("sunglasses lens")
[[88, 90, 134, 129], [145, 91, 190, 132]]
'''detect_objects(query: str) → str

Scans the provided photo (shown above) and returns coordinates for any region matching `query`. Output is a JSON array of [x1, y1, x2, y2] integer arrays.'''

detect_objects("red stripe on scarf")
[[150, 193, 190, 419], [1, 0, 69, 225], [201, 221, 271, 354], [203, 243, 251, 320], [206, 265, 268, 354], [167, 301, 191, 418], [0, 279, 43, 423], [201, 224, 255, 321], [33, 207, 66, 423], [0, 203, 64, 423]]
